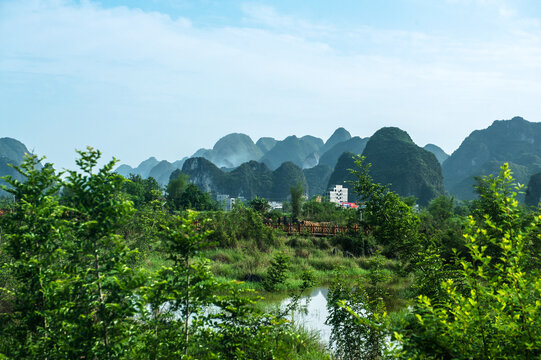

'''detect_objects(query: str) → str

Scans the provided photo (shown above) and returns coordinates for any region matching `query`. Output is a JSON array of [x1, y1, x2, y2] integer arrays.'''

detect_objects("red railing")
[[267, 223, 359, 237]]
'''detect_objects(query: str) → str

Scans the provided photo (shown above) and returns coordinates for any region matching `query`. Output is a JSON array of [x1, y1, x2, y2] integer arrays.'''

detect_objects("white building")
[[216, 194, 231, 210], [216, 194, 245, 211], [269, 201, 283, 210], [327, 185, 348, 204]]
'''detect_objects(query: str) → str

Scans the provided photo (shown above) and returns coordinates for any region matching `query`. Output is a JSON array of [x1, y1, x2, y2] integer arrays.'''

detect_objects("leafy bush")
[[397, 164, 541, 359], [205, 205, 276, 250], [263, 252, 289, 291], [334, 233, 376, 257]]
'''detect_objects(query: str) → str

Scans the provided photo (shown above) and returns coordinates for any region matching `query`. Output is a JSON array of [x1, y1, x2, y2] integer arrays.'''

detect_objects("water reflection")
[[278, 287, 332, 344]]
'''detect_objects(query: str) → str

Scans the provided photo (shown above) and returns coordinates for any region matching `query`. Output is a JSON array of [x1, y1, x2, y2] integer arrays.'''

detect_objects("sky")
[[2, 0, 541, 170]]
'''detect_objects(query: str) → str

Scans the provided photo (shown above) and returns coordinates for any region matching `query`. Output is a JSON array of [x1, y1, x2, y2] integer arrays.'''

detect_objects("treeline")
[[0, 149, 540, 359]]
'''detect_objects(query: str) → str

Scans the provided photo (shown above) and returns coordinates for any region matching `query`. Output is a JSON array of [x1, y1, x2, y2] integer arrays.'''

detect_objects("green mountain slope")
[[148, 160, 177, 186], [188, 133, 263, 168], [181, 157, 226, 193], [271, 162, 308, 200], [226, 161, 274, 199], [443, 117, 541, 199], [304, 164, 333, 198], [0, 137, 28, 165], [115, 164, 135, 178], [115, 156, 186, 185], [181, 157, 308, 201], [326, 152, 357, 199], [260, 135, 323, 170], [300, 135, 324, 151], [321, 127, 352, 154], [135, 157, 160, 178], [362, 127, 444, 206], [319, 136, 369, 168], [210, 133, 263, 168], [423, 144, 449, 164], [526, 172, 541, 206]]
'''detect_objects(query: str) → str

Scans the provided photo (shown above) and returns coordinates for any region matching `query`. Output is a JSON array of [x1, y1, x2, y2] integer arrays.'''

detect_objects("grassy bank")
[[137, 232, 412, 311]]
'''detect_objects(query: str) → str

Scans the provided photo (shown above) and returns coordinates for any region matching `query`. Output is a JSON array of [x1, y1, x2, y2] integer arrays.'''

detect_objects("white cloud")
[[240, 3, 333, 35]]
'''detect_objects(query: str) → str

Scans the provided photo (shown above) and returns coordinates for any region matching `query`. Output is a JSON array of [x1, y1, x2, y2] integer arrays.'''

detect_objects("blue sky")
[[2, 0, 541, 169]]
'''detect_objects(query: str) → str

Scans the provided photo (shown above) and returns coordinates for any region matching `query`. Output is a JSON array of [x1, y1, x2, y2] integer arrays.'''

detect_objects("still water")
[[275, 287, 332, 344]]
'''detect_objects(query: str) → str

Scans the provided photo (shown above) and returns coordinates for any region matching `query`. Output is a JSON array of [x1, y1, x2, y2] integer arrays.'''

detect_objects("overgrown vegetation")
[[1, 150, 539, 359]]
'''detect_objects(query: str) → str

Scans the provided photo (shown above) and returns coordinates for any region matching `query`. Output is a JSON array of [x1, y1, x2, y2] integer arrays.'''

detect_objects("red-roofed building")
[[340, 202, 358, 209]]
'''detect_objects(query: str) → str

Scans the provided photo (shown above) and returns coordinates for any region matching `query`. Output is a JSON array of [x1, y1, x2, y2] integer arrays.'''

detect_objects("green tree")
[[154, 211, 216, 357], [420, 196, 465, 260], [412, 195, 465, 299], [0, 155, 66, 358], [120, 188, 167, 253], [349, 155, 420, 259], [166, 170, 189, 211], [166, 172, 217, 212], [262, 251, 289, 291], [59, 147, 143, 359], [248, 196, 270, 215], [178, 183, 218, 211], [290, 182, 304, 223], [122, 174, 162, 209], [397, 164, 541, 359], [205, 204, 276, 250]]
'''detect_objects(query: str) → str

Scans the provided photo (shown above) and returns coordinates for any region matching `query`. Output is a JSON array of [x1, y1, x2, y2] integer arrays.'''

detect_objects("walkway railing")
[[267, 223, 359, 237]]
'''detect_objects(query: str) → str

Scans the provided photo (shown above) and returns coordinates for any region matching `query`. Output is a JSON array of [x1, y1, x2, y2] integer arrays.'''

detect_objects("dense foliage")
[[397, 164, 541, 359], [1, 146, 540, 359], [0, 150, 328, 359]]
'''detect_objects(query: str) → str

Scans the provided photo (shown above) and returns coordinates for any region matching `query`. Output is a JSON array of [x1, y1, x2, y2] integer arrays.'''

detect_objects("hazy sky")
[[2, 0, 541, 169]]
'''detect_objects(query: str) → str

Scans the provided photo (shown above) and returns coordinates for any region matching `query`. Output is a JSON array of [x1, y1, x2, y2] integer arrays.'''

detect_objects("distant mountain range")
[[110, 117, 541, 203], [5, 116, 541, 206], [111, 125, 450, 201]]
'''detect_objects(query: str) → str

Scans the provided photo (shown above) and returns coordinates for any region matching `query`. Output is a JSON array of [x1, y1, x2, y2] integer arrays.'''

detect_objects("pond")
[[274, 287, 332, 345]]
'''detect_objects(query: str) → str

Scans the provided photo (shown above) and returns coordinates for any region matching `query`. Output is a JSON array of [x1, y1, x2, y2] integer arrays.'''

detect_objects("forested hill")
[[443, 116, 541, 199], [116, 157, 187, 186], [181, 157, 308, 201], [326, 152, 358, 198], [363, 127, 444, 206], [318, 137, 369, 168], [327, 128, 444, 206]]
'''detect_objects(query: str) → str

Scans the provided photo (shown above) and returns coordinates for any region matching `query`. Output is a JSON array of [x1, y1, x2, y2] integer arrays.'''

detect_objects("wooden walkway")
[[267, 223, 359, 237]]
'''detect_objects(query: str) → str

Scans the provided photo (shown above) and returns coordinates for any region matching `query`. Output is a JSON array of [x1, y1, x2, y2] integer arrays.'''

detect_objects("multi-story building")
[[327, 184, 348, 204]]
